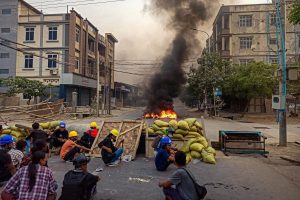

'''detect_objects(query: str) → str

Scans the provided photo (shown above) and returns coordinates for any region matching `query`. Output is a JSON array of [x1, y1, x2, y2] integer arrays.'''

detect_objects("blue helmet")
[[0, 135, 14, 145], [59, 121, 66, 128], [161, 137, 172, 146]]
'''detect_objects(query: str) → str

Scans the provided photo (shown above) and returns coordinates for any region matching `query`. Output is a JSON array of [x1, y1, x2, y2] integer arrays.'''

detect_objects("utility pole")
[[276, 0, 287, 146], [108, 62, 112, 115], [96, 37, 100, 117], [102, 63, 107, 115]]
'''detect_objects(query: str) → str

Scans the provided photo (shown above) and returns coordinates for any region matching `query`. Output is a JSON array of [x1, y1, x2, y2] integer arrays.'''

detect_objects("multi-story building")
[[0, 0, 117, 106], [208, 0, 300, 66]]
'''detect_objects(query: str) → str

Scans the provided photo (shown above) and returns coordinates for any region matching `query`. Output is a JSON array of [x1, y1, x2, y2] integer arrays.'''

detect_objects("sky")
[[26, 0, 271, 85]]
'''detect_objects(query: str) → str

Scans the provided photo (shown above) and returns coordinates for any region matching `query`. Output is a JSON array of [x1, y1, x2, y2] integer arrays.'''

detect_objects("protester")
[[0, 135, 24, 169], [26, 122, 49, 144], [152, 127, 176, 157], [16, 140, 27, 154], [50, 122, 68, 153], [80, 122, 99, 148], [0, 150, 16, 188], [0, 125, 3, 135], [2, 151, 57, 200], [59, 154, 100, 200], [155, 137, 175, 171], [98, 129, 124, 166], [159, 151, 199, 200], [60, 131, 90, 162]]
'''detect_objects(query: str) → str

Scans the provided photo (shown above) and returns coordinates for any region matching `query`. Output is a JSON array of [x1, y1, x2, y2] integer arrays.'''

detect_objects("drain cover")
[[253, 127, 270, 129]]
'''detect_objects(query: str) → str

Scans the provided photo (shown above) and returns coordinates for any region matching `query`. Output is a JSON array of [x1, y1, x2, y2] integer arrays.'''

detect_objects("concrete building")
[[208, 1, 300, 66], [0, 0, 117, 106]]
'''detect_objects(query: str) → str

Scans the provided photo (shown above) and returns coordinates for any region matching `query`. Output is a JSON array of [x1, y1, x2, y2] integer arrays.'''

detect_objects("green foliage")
[[288, 0, 300, 25], [2, 77, 51, 101], [223, 62, 277, 100]]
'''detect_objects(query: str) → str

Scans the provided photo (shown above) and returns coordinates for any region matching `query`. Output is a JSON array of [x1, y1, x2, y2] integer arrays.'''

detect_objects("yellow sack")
[[9, 126, 20, 131], [2, 129, 11, 134], [155, 130, 164, 135], [169, 120, 178, 129], [184, 118, 197, 128], [184, 135, 196, 139], [186, 153, 192, 164], [202, 150, 216, 164], [152, 124, 163, 132], [175, 129, 188, 136], [205, 147, 216, 156], [173, 133, 184, 140], [178, 120, 189, 130], [181, 138, 198, 153], [10, 131, 25, 138], [49, 121, 60, 129], [190, 143, 204, 152], [148, 128, 155, 134], [40, 122, 50, 130], [188, 132, 201, 137], [190, 126, 198, 132], [154, 120, 169, 127], [194, 121, 203, 129], [191, 151, 202, 159]]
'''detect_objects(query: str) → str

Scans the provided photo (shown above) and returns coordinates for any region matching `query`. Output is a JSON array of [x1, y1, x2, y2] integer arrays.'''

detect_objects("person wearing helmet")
[[59, 154, 100, 200], [152, 127, 176, 157], [98, 129, 124, 166], [50, 122, 69, 154], [60, 131, 90, 162], [80, 122, 99, 149], [155, 137, 175, 171], [0, 135, 24, 169]]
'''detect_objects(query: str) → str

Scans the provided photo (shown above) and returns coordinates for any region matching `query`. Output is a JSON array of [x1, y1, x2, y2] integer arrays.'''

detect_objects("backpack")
[[151, 135, 162, 150], [59, 171, 88, 200]]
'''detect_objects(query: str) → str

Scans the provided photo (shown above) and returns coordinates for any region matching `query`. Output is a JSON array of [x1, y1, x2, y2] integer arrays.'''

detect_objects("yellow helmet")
[[110, 129, 119, 137], [90, 122, 97, 128], [69, 131, 78, 138]]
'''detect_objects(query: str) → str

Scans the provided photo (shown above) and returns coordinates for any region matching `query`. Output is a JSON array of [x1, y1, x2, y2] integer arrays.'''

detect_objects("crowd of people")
[[0, 121, 204, 200]]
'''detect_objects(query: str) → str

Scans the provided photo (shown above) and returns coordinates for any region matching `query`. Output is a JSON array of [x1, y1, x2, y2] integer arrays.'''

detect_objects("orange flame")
[[144, 109, 177, 119]]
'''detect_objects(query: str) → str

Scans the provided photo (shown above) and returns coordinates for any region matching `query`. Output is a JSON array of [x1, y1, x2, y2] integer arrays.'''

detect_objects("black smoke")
[[144, 0, 217, 114]]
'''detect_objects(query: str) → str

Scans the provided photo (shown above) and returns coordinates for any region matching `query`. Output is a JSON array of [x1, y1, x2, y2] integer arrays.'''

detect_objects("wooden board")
[[89, 120, 144, 160]]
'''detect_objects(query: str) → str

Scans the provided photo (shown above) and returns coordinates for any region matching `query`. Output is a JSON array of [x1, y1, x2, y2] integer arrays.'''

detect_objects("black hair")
[[0, 125, 3, 130], [175, 151, 186, 166], [16, 140, 27, 151], [32, 140, 49, 154], [28, 151, 46, 191], [32, 122, 39, 130]]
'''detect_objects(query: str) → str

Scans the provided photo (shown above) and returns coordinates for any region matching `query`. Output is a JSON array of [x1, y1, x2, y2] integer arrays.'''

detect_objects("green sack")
[[194, 121, 203, 129], [2, 129, 11, 134], [175, 129, 188, 136], [184, 118, 197, 128], [188, 132, 201, 137], [178, 120, 189, 130], [190, 126, 198, 132], [186, 153, 192, 164], [40, 122, 50, 130], [173, 133, 184, 140], [205, 147, 216, 156], [202, 150, 216, 164], [191, 151, 202, 159], [154, 120, 169, 127], [181, 138, 198, 153], [190, 143, 204, 152], [169, 120, 178, 129]]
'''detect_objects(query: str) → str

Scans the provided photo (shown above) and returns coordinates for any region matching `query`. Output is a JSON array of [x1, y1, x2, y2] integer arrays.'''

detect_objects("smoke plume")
[[144, 0, 217, 114]]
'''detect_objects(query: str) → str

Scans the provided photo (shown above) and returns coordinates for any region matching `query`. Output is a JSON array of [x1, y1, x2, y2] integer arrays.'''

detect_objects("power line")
[[30, 0, 108, 7]]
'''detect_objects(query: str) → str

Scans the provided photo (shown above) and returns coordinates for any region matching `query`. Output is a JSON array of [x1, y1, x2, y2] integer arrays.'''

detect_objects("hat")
[[110, 129, 119, 137], [59, 122, 66, 128], [73, 154, 90, 167], [69, 131, 78, 138], [161, 136, 172, 146], [0, 135, 14, 145]]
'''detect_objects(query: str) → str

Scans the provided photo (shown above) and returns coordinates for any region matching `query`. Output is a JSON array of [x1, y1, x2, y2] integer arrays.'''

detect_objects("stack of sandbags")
[[0, 126, 28, 141], [181, 137, 216, 164], [40, 121, 60, 131]]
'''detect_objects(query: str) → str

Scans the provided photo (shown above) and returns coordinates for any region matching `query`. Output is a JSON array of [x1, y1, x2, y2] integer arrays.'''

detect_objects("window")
[[1, 28, 10, 33], [270, 13, 276, 26], [269, 38, 277, 45], [239, 59, 253, 65], [75, 27, 80, 42], [0, 53, 9, 58], [2, 9, 11, 15], [24, 54, 33, 68], [239, 15, 252, 27], [269, 56, 278, 64], [48, 54, 57, 68], [240, 37, 252, 49], [75, 57, 79, 69], [48, 26, 57, 40], [0, 69, 9, 74], [25, 27, 34, 41]]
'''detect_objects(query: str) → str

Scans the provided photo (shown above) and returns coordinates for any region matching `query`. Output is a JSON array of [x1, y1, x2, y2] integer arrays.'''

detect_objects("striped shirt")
[[8, 148, 24, 168]]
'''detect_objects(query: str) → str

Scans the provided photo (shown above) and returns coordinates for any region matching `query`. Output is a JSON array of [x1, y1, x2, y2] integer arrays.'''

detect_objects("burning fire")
[[144, 109, 177, 119]]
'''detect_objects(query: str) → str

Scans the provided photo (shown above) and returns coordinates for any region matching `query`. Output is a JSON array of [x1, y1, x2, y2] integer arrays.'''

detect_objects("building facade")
[[208, 1, 300, 66], [0, 0, 117, 106]]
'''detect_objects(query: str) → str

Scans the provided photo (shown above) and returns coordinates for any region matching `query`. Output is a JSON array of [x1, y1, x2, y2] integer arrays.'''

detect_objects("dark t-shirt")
[[53, 129, 68, 139], [26, 129, 48, 143], [98, 136, 117, 164], [155, 148, 171, 171], [0, 149, 13, 183]]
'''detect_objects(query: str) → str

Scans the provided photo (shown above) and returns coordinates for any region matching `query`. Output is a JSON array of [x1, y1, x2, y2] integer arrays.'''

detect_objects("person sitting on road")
[[152, 127, 176, 157], [2, 151, 58, 200], [60, 131, 90, 162], [59, 154, 100, 200], [0, 135, 24, 169], [50, 122, 68, 153], [155, 137, 175, 171], [98, 129, 124, 166], [159, 151, 199, 200], [80, 122, 99, 148], [0, 149, 16, 188], [26, 122, 49, 144]]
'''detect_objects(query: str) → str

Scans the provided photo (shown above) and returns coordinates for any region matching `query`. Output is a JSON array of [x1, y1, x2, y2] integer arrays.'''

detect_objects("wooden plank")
[[145, 124, 149, 158], [132, 121, 144, 159]]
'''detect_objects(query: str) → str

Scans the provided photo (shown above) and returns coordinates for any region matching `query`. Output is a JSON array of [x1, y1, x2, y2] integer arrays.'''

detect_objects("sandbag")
[[173, 133, 184, 140], [190, 126, 198, 132], [10, 131, 25, 138], [200, 140, 208, 148], [155, 130, 164, 135], [194, 121, 203, 129], [148, 128, 155, 134], [175, 129, 188, 136], [40, 122, 50, 130], [2, 129, 11, 134], [184, 118, 197, 128], [181, 138, 198, 153], [202, 150, 216, 164], [205, 147, 216, 156], [49, 121, 60, 129], [186, 153, 192, 164], [191, 151, 202, 159], [178, 120, 189, 130], [9, 126, 19, 131], [154, 120, 169, 127], [152, 124, 163, 132], [188, 132, 202, 137], [169, 120, 178, 129], [190, 143, 204, 152], [184, 135, 196, 138]]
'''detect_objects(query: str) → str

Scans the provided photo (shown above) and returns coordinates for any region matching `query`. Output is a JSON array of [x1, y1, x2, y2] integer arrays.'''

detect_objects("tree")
[[2, 77, 51, 104], [288, 0, 300, 25], [223, 61, 277, 112], [187, 52, 232, 110]]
